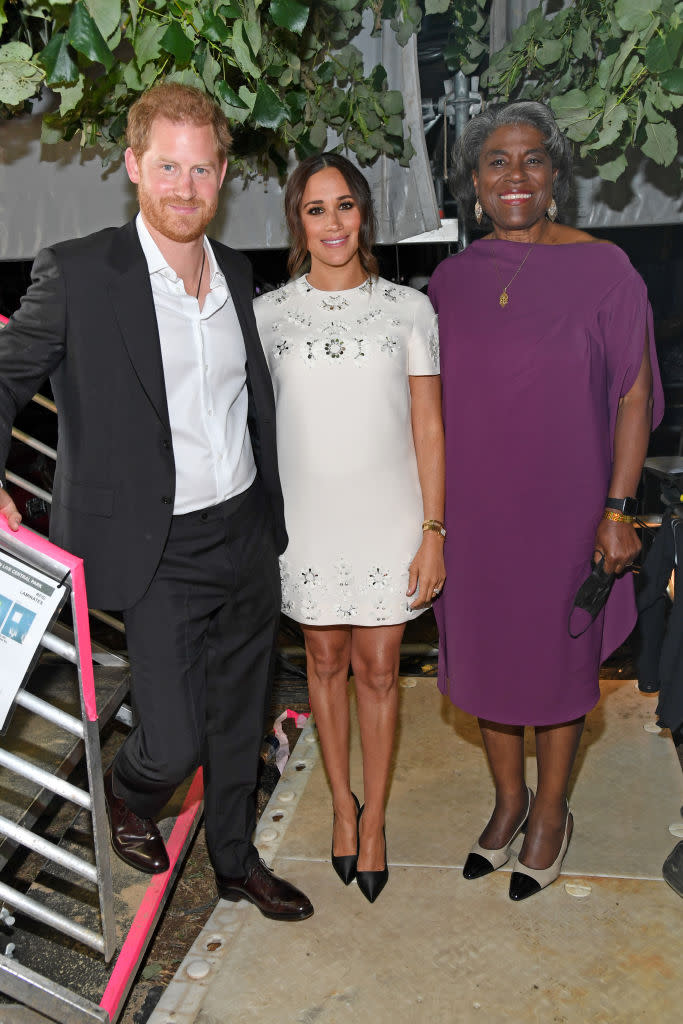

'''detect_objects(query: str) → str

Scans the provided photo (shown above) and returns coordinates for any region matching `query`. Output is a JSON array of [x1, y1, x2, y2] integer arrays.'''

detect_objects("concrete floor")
[[150, 678, 683, 1024]]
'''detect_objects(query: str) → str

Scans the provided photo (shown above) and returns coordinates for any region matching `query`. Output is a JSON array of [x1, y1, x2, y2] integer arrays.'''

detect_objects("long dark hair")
[[284, 153, 379, 280]]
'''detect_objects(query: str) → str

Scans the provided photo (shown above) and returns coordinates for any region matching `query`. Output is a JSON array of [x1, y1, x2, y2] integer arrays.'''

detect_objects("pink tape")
[[99, 768, 204, 1019]]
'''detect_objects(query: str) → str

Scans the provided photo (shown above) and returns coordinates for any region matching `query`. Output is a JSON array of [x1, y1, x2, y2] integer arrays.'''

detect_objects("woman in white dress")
[[255, 154, 445, 902]]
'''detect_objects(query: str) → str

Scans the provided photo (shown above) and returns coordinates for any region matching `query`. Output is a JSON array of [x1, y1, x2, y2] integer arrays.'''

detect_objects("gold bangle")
[[423, 519, 446, 538], [602, 509, 635, 524]]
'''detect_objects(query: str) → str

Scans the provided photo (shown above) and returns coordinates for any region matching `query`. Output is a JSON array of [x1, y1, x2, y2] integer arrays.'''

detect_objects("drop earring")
[[547, 198, 558, 222], [474, 198, 483, 224]]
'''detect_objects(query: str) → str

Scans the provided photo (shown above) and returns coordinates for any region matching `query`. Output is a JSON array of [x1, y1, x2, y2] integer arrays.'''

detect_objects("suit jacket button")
[[162, 439, 171, 450], [162, 496, 172, 504]]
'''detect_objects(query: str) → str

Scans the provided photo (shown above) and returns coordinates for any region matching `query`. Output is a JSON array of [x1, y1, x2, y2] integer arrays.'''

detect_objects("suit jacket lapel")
[[107, 221, 171, 432]]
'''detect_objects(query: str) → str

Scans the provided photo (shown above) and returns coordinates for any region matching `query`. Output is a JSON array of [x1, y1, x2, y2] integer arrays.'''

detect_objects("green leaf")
[[165, 68, 204, 91], [550, 88, 588, 115], [1, 42, 33, 61], [386, 113, 403, 137], [610, 30, 639, 87], [596, 152, 628, 181], [642, 119, 678, 164], [295, 133, 320, 160], [270, 0, 310, 34], [0, 0, 6, 28], [134, 22, 165, 68], [58, 75, 85, 114], [252, 80, 287, 129], [160, 21, 194, 65], [660, 65, 683, 91], [598, 53, 617, 90], [620, 54, 642, 86], [0, 61, 43, 106], [41, 119, 64, 145], [238, 85, 256, 110], [285, 88, 307, 117], [645, 34, 674, 72], [592, 104, 628, 150], [85, 0, 121, 41], [536, 39, 564, 66], [215, 80, 250, 122], [382, 90, 403, 115], [68, 1, 114, 71], [571, 24, 592, 59], [123, 60, 143, 89], [550, 90, 595, 142], [202, 10, 231, 44], [39, 32, 79, 85], [244, 18, 261, 57], [425, 0, 450, 12], [215, 80, 247, 108], [615, 0, 658, 32], [316, 61, 335, 84], [231, 20, 260, 77], [309, 120, 327, 147], [201, 50, 220, 92]]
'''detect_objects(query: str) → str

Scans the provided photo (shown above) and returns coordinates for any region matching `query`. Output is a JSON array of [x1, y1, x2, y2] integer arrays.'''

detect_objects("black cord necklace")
[[195, 247, 206, 301]]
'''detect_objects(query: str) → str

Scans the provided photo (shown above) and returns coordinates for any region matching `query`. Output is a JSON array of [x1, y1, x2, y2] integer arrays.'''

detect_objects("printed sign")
[[0, 549, 67, 728]]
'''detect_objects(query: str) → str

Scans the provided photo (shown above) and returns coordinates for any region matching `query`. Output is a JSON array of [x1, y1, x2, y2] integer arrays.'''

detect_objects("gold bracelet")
[[423, 519, 446, 538], [602, 509, 635, 524]]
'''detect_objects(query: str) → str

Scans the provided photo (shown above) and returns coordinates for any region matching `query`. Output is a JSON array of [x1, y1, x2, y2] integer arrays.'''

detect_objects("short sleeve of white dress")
[[408, 292, 440, 376], [255, 277, 439, 626]]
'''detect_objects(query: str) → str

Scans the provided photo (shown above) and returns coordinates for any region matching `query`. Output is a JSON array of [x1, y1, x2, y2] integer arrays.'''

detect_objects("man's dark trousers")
[[113, 479, 281, 877]]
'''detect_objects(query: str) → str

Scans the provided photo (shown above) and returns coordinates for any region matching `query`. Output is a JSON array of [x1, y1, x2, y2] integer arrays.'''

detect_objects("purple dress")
[[429, 241, 664, 726]]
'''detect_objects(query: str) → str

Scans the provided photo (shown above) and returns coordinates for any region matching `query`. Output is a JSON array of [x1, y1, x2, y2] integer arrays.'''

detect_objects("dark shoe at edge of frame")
[[331, 792, 361, 885], [103, 768, 170, 875], [216, 858, 314, 921]]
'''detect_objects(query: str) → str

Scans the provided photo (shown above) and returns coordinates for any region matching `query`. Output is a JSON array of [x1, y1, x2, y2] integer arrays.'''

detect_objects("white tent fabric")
[[0, 15, 439, 260]]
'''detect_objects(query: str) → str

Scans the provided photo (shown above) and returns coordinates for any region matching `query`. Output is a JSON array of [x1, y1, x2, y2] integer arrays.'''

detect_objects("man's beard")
[[137, 182, 218, 243]]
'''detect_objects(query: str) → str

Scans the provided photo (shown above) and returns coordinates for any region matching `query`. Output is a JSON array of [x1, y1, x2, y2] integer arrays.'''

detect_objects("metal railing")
[[0, 525, 117, 972]]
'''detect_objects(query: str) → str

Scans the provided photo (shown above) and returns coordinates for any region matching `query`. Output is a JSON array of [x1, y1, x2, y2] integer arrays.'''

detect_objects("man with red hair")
[[0, 83, 312, 922]]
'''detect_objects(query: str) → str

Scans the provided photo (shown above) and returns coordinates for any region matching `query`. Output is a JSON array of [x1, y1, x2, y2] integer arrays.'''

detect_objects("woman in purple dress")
[[429, 101, 663, 900]]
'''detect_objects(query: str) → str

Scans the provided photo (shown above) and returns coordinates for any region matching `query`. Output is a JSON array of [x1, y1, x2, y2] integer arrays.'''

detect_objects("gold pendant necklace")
[[489, 241, 537, 308]]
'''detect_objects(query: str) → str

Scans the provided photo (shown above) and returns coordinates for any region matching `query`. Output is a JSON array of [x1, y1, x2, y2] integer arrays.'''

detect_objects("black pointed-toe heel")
[[356, 805, 389, 903], [509, 809, 572, 902], [331, 792, 361, 885], [463, 787, 533, 880]]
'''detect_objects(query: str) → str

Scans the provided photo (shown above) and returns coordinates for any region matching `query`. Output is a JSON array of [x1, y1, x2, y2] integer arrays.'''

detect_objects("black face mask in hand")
[[568, 554, 616, 638]]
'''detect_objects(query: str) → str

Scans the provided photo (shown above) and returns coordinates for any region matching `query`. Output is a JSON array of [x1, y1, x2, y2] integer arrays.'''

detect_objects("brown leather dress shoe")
[[216, 859, 313, 921], [103, 769, 169, 875]]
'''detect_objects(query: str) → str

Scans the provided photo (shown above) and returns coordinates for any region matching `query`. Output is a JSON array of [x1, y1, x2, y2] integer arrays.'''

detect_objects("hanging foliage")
[[0, 0, 416, 174], [424, 0, 488, 75], [481, 0, 682, 182], [1, 1, 680, 183]]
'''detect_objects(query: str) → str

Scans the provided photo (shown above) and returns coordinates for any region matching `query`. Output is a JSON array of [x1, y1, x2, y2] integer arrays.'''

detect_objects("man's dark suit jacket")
[[0, 219, 287, 609]]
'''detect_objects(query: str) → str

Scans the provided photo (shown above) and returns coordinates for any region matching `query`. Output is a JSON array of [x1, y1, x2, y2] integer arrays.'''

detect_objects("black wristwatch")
[[605, 497, 639, 516]]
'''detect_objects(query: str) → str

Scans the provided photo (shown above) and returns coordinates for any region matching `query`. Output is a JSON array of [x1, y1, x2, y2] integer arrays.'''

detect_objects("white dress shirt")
[[136, 214, 256, 514]]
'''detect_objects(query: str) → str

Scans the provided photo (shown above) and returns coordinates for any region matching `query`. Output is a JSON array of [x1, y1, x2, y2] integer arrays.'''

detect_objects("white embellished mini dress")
[[254, 275, 439, 626]]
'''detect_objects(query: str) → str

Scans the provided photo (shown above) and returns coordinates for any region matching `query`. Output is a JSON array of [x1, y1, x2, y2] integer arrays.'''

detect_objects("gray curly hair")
[[451, 101, 573, 227]]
